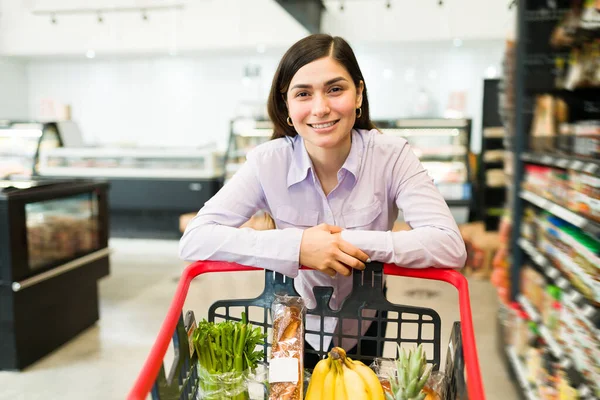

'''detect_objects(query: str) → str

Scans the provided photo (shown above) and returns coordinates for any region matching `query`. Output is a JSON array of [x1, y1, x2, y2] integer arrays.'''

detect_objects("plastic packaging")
[[268, 295, 306, 400], [197, 366, 250, 400]]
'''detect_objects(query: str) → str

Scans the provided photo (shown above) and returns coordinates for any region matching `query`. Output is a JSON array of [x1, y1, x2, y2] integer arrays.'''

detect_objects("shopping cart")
[[128, 261, 485, 400]]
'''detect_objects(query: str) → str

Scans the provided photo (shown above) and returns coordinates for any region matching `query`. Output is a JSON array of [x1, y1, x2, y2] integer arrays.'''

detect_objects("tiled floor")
[[0, 239, 518, 399]]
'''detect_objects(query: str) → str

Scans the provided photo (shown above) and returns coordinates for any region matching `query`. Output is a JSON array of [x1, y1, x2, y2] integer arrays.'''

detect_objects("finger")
[[322, 267, 337, 277], [335, 250, 366, 270], [317, 223, 342, 233], [338, 240, 370, 263], [328, 260, 352, 277]]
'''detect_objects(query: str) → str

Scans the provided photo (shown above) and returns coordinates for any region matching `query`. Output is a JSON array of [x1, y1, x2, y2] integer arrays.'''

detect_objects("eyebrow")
[[289, 76, 348, 91]]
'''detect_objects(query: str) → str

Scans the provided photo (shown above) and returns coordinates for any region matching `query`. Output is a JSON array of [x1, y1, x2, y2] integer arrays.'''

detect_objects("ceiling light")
[[97, 12, 103, 23], [340, 1, 344, 11], [141, 9, 148, 21], [386, 0, 392, 9], [86, 50, 96, 59], [485, 65, 498, 78], [453, 38, 463, 47], [51, 13, 57, 24]]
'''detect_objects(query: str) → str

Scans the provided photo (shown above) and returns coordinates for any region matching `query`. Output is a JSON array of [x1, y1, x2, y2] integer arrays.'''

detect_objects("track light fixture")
[[50, 13, 57, 24], [340, 1, 344, 11], [97, 12, 103, 23], [141, 9, 148, 21], [386, 0, 391, 9]]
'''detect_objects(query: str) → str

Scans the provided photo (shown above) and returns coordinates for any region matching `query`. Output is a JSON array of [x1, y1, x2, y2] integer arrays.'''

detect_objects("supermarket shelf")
[[518, 238, 600, 329], [521, 152, 600, 176], [506, 346, 538, 400], [519, 190, 600, 237], [515, 287, 596, 399], [517, 295, 541, 323]]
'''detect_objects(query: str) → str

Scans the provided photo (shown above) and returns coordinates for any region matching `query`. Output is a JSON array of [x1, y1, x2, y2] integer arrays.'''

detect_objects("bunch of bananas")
[[305, 347, 385, 400]]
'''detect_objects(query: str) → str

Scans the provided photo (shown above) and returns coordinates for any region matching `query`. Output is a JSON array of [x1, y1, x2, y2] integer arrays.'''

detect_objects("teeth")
[[312, 121, 336, 129]]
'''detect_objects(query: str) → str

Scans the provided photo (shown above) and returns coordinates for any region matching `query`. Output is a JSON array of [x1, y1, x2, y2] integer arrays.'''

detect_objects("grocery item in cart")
[[192, 314, 266, 400], [269, 295, 306, 400], [305, 346, 385, 400]]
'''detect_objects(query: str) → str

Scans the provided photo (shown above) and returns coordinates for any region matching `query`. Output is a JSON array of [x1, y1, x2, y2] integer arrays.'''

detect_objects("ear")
[[356, 80, 364, 109]]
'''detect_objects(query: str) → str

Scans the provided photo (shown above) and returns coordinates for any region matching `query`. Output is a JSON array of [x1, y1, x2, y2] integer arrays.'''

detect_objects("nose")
[[311, 93, 330, 117]]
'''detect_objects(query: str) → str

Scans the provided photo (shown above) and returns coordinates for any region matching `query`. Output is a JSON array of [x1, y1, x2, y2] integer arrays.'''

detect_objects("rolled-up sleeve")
[[179, 151, 304, 277]]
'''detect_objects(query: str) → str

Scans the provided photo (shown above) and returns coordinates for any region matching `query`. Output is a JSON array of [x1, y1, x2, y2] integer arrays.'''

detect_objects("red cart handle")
[[128, 262, 485, 400]]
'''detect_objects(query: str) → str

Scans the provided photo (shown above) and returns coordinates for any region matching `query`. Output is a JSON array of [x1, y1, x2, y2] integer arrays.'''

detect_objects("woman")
[[179, 34, 466, 367]]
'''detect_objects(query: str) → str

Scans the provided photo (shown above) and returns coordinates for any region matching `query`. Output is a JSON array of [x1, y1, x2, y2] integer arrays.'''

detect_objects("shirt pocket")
[[343, 199, 383, 229], [274, 205, 319, 229]]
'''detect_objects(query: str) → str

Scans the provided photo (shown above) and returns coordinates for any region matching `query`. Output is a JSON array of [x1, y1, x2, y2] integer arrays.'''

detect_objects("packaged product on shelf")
[[569, 170, 600, 222], [269, 295, 305, 400], [542, 286, 562, 339], [521, 266, 546, 311], [515, 309, 531, 358], [521, 207, 538, 243], [525, 322, 542, 384], [548, 168, 570, 205]]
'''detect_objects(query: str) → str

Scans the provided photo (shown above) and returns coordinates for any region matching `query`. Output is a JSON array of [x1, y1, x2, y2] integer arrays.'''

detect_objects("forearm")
[[179, 220, 304, 277], [341, 227, 466, 269]]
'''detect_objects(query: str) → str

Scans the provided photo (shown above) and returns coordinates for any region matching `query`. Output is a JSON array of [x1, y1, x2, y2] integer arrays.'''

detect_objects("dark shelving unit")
[[504, 1, 600, 399], [479, 79, 507, 231]]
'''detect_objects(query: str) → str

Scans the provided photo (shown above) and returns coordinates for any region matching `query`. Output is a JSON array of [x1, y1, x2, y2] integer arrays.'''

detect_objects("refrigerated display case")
[[37, 147, 224, 239], [376, 118, 474, 223], [0, 120, 82, 179], [223, 118, 272, 184], [0, 179, 109, 370]]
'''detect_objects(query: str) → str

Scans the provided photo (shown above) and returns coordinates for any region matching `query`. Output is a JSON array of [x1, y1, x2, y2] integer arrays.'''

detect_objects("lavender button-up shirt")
[[180, 128, 466, 351]]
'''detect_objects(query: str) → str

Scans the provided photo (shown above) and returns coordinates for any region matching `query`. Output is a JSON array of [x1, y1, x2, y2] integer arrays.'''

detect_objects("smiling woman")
[[179, 33, 467, 369]]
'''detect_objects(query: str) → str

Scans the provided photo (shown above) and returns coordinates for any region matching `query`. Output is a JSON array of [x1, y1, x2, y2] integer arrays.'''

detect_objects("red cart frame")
[[128, 261, 485, 400]]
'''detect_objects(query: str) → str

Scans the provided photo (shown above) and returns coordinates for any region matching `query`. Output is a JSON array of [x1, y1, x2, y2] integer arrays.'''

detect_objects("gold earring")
[[287, 116, 293, 126], [356, 107, 362, 118]]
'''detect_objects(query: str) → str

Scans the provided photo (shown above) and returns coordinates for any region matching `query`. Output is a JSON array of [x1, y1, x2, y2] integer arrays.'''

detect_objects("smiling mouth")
[[308, 120, 339, 129]]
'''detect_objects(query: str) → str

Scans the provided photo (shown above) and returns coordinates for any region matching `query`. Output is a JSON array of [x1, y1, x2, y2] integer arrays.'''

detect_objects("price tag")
[[269, 357, 299, 383], [584, 163, 598, 175], [542, 155, 553, 164], [578, 385, 591, 397], [571, 160, 584, 170], [534, 254, 547, 267], [546, 267, 560, 279], [569, 291, 582, 303], [557, 278, 569, 289], [557, 159, 569, 168], [583, 304, 596, 319]]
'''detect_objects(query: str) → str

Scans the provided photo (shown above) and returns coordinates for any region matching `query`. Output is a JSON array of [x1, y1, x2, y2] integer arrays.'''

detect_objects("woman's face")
[[286, 56, 363, 151]]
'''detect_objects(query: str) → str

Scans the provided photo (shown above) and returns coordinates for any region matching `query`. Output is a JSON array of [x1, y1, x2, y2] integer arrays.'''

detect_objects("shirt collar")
[[287, 129, 362, 188]]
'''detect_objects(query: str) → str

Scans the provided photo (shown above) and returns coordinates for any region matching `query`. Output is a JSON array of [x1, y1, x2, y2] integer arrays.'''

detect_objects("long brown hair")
[[267, 34, 375, 140]]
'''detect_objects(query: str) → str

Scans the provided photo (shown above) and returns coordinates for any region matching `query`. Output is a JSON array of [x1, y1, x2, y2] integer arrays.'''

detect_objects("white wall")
[[0, 58, 29, 119], [25, 40, 505, 151]]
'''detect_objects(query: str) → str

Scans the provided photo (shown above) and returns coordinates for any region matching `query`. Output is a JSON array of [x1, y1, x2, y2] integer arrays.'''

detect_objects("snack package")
[[268, 295, 306, 400]]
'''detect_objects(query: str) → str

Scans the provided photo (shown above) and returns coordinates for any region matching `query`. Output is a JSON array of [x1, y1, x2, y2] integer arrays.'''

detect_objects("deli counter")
[[37, 146, 224, 239], [0, 179, 109, 370]]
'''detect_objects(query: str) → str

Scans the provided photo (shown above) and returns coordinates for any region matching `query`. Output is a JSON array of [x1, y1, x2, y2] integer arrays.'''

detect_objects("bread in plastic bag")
[[268, 295, 306, 400]]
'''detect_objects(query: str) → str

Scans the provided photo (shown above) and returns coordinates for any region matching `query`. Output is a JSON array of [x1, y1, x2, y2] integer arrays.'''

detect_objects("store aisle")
[[0, 239, 516, 400]]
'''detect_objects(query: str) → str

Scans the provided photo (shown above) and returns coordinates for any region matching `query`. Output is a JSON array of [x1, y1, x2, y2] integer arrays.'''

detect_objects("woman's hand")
[[299, 224, 370, 277]]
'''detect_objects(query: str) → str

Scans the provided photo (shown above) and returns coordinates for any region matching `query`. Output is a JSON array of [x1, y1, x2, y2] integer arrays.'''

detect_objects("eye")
[[329, 86, 343, 94], [295, 91, 310, 98]]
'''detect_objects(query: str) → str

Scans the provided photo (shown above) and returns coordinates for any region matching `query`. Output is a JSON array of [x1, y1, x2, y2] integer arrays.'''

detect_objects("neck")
[[305, 132, 352, 182]]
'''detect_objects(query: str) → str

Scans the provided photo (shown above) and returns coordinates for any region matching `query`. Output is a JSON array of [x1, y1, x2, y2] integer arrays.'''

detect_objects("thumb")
[[325, 224, 343, 233]]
